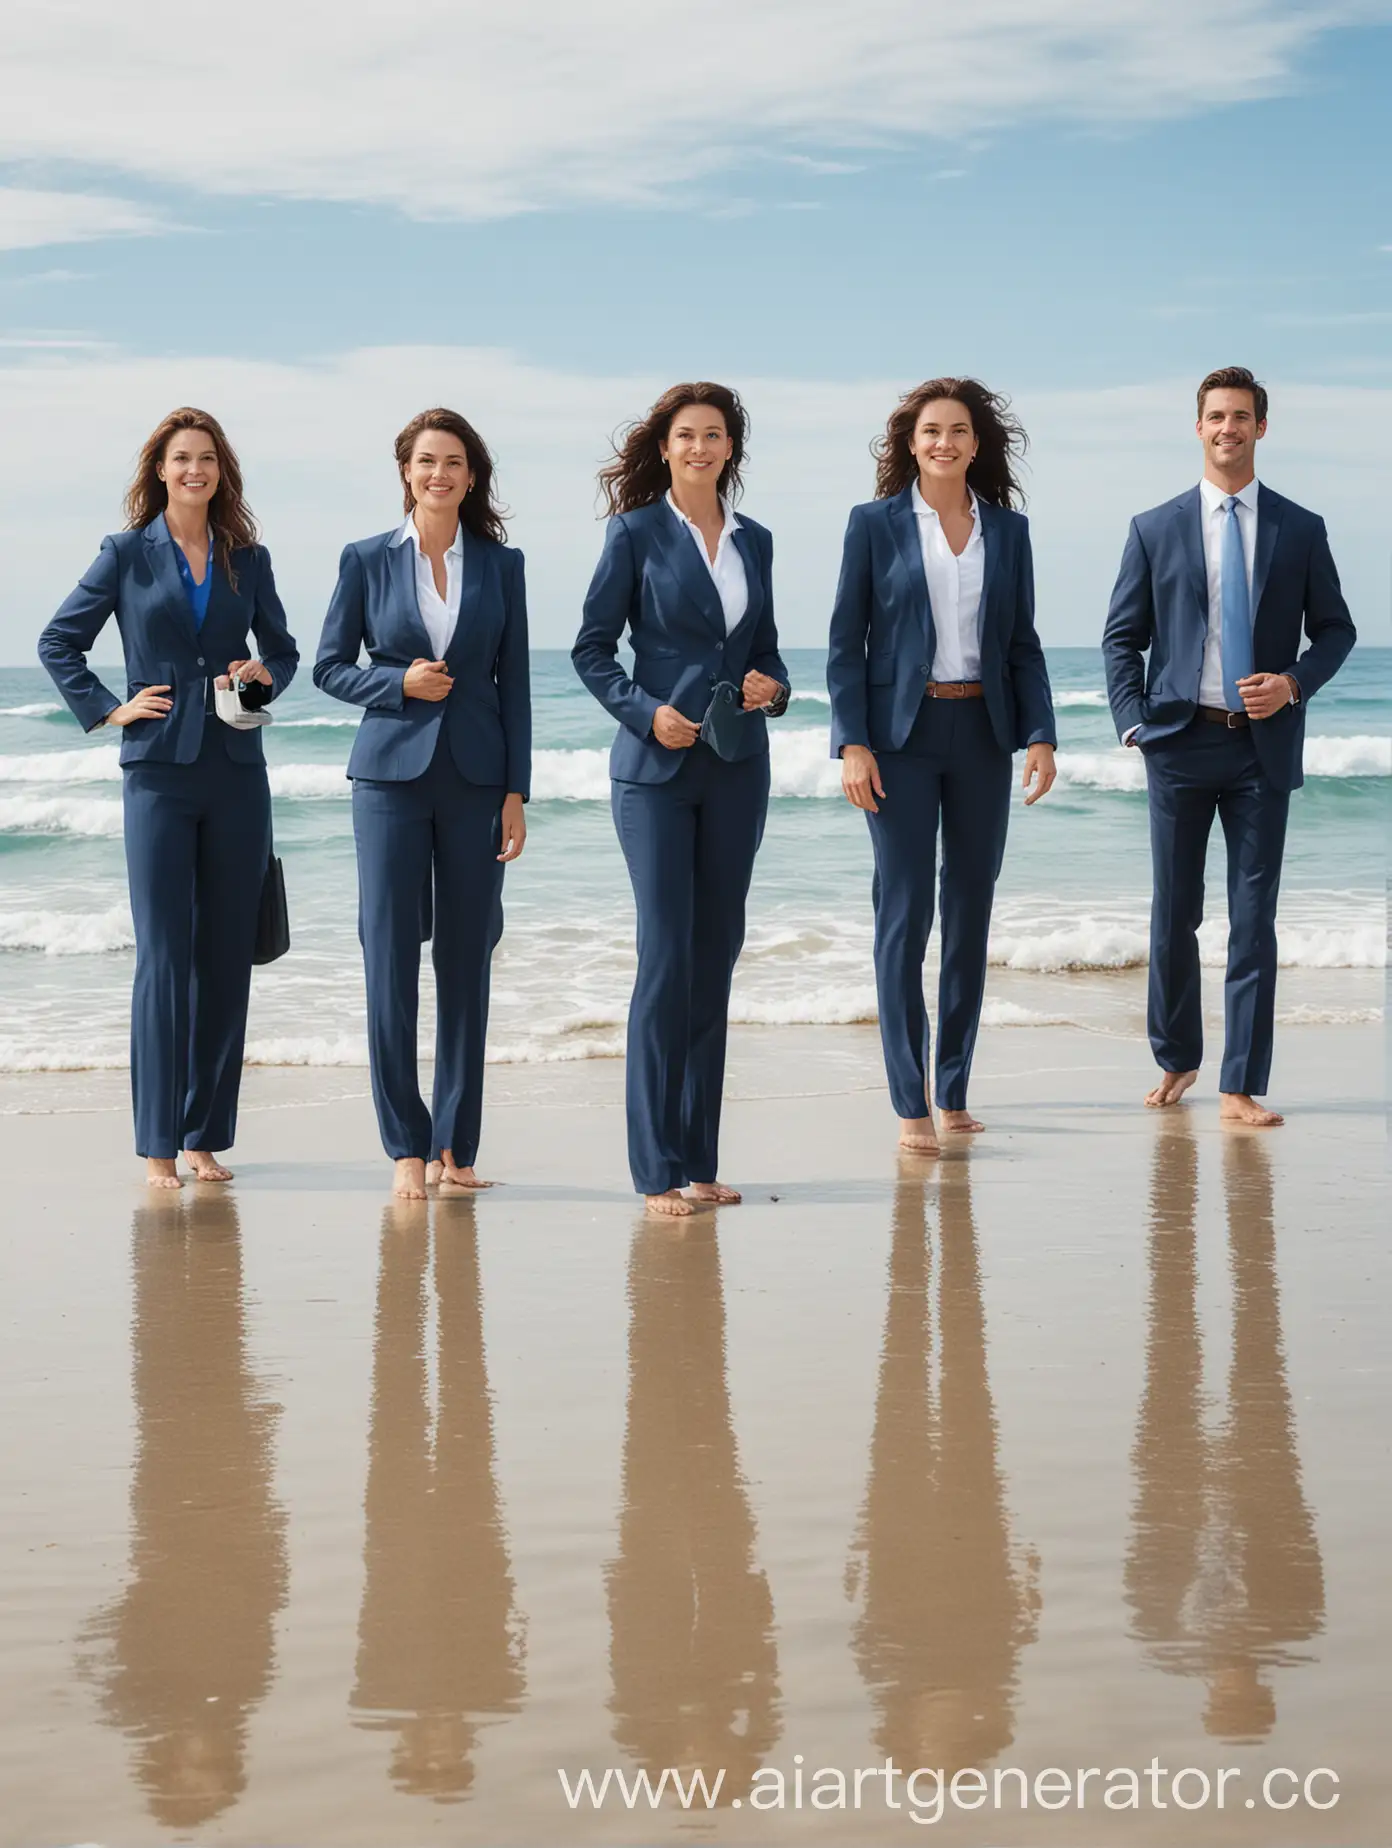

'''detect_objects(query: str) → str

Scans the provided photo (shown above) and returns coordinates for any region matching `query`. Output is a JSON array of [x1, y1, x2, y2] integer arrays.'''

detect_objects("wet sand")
[[1, 1022, 1386, 1846]]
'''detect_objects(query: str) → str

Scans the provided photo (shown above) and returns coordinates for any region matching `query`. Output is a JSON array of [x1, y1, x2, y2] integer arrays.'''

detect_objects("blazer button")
[[197, 656, 205, 667]]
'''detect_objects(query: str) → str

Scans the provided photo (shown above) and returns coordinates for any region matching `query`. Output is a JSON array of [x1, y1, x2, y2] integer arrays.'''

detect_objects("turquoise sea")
[[0, 648, 1385, 1084]]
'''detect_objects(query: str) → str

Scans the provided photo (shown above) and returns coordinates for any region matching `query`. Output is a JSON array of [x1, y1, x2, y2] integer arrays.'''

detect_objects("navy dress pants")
[[612, 746, 770, 1195], [123, 725, 271, 1158], [353, 736, 504, 1164], [1142, 720, 1289, 1095], [865, 699, 1012, 1117]]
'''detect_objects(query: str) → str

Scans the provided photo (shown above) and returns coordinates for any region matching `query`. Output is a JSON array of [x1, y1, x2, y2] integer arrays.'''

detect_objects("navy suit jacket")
[[37, 515, 298, 765], [826, 488, 1056, 759], [313, 528, 531, 797], [1102, 484, 1356, 794], [571, 502, 790, 786]]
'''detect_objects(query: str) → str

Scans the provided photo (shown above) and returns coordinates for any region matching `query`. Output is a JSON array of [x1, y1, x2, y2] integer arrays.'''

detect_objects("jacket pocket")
[[867, 650, 896, 686]]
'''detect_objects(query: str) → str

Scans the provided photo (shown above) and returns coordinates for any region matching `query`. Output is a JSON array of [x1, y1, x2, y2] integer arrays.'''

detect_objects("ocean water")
[[0, 648, 1385, 1080]]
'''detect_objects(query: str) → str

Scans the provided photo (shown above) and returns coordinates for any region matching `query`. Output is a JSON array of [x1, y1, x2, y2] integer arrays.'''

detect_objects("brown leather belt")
[[1197, 705, 1249, 729], [924, 681, 984, 700]]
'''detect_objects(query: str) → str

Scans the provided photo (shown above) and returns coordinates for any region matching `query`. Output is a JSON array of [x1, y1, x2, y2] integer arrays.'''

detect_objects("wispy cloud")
[[0, 188, 174, 252], [0, 2, 1373, 219]]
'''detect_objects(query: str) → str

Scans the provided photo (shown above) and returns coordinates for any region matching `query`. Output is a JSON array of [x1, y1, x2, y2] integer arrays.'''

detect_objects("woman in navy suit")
[[314, 408, 530, 1201], [573, 384, 789, 1217], [38, 407, 298, 1188], [827, 379, 1057, 1155]]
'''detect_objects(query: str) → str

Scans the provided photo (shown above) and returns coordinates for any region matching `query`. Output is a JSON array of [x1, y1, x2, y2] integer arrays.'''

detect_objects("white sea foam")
[[275, 715, 361, 729], [1304, 734, 1391, 777], [0, 1039, 126, 1072], [531, 747, 611, 802], [0, 906, 133, 955], [0, 795, 123, 836], [987, 913, 1385, 971], [0, 702, 62, 718], [1053, 690, 1111, 708], [0, 747, 121, 784], [267, 763, 350, 799], [1276, 1005, 1384, 1025], [1052, 751, 1149, 793]]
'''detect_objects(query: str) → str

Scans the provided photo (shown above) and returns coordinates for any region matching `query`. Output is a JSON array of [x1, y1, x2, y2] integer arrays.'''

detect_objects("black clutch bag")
[[699, 680, 747, 761], [252, 850, 290, 965]]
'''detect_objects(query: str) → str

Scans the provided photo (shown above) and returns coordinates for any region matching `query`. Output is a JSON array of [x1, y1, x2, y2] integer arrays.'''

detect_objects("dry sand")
[[0, 1021, 1386, 1845]]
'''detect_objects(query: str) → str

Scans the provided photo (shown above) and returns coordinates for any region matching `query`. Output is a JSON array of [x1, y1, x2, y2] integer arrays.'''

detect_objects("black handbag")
[[698, 680, 747, 760], [252, 849, 290, 965]]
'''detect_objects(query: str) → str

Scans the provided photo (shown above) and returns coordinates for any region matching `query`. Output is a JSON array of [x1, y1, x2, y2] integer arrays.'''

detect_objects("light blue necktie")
[[1220, 495, 1253, 710]]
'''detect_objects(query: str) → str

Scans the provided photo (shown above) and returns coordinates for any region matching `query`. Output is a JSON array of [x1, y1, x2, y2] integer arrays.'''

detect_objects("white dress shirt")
[[912, 482, 985, 682], [1198, 475, 1259, 709], [666, 492, 749, 633], [390, 514, 463, 659]]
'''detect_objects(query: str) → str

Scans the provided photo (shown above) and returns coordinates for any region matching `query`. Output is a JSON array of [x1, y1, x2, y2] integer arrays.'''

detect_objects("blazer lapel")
[[727, 522, 765, 638], [445, 534, 492, 666], [388, 534, 436, 658], [976, 500, 1002, 644], [653, 504, 726, 636], [1253, 484, 1284, 619], [887, 486, 934, 656], [1173, 488, 1208, 630], [143, 515, 201, 647]]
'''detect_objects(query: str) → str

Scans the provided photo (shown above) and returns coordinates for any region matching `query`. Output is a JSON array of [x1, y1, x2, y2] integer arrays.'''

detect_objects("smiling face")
[[1198, 387, 1266, 486], [659, 402, 733, 496], [157, 428, 219, 512], [909, 399, 978, 490], [404, 429, 473, 519]]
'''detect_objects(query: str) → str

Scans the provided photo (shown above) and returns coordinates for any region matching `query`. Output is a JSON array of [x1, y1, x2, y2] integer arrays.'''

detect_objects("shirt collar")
[[912, 482, 980, 526], [1200, 476, 1260, 513], [390, 514, 464, 556], [666, 491, 740, 541]]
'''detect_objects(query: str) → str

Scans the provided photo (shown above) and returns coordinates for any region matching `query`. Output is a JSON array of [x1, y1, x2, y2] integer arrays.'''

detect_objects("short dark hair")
[[1197, 366, 1268, 425]]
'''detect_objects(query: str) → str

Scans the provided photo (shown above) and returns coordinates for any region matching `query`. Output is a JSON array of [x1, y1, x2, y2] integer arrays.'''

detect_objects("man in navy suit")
[[1103, 367, 1355, 1124]]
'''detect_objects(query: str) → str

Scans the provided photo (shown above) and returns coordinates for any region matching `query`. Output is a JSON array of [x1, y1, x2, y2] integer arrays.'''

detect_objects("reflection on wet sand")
[[80, 1193, 288, 1831], [1126, 1127, 1325, 1741], [350, 1196, 525, 1800], [607, 1220, 781, 1801], [847, 1160, 1040, 1773]]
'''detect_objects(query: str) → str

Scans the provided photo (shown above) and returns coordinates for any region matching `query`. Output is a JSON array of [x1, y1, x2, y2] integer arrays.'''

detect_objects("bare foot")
[[393, 1157, 428, 1200], [438, 1148, 496, 1190], [1144, 1070, 1198, 1109], [938, 1109, 984, 1134], [1220, 1092, 1284, 1127], [686, 1181, 742, 1205], [425, 1160, 444, 1186], [146, 1157, 182, 1190], [898, 1114, 940, 1156], [184, 1149, 232, 1181], [645, 1189, 694, 1218]]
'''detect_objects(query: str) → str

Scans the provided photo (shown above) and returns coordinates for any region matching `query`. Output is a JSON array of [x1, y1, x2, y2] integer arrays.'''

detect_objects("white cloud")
[[0, 1, 1374, 218], [0, 345, 1386, 661], [0, 188, 173, 251]]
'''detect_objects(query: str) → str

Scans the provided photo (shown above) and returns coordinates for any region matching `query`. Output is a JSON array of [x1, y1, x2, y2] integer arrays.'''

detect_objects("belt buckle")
[[1225, 709, 1242, 729]]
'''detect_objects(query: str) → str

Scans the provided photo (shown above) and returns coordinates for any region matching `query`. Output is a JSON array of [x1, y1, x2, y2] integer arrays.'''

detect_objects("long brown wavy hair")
[[395, 408, 508, 544], [873, 378, 1028, 509], [598, 383, 748, 516], [124, 408, 259, 585]]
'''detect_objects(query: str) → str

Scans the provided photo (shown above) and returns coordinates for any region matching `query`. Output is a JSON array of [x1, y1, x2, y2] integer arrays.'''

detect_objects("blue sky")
[[0, 1, 1387, 656]]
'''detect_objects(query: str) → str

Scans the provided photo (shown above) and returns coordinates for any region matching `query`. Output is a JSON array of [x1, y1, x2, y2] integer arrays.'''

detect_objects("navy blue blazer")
[[37, 515, 298, 765], [572, 502, 790, 786], [826, 488, 1056, 759], [1102, 484, 1356, 794], [313, 528, 531, 797]]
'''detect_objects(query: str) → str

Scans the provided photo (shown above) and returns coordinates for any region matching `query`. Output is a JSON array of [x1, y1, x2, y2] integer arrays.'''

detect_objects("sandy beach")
[[1, 1019, 1386, 1846]]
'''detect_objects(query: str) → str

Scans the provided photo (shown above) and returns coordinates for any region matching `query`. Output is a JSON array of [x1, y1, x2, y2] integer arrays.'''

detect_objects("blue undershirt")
[[174, 533, 215, 628]]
